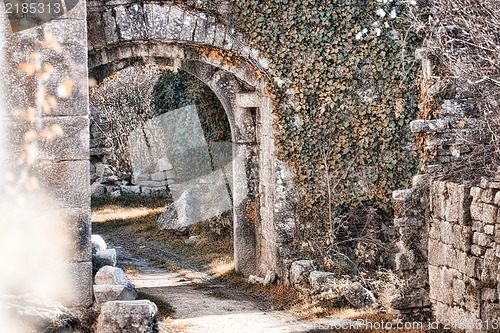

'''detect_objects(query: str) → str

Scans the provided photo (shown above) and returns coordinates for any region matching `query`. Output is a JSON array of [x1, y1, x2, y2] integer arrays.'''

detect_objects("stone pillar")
[[232, 141, 258, 276], [391, 175, 432, 320], [1, 1, 92, 308]]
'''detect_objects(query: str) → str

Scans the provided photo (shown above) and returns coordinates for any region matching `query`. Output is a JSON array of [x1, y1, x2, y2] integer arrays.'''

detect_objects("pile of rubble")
[[91, 235, 158, 333]]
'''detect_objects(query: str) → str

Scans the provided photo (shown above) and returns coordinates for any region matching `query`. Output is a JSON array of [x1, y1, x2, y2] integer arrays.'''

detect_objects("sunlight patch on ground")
[[208, 257, 234, 277], [91, 205, 164, 223]]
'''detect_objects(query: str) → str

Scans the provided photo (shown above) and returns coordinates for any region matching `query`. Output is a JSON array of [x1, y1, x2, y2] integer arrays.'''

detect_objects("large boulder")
[[157, 188, 201, 234], [95, 266, 131, 286], [343, 282, 377, 309], [290, 260, 316, 288], [96, 300, 158, 333]]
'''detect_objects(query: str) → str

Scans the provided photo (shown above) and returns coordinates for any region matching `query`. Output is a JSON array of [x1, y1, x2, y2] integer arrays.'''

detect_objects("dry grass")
[[91, 195, 432, 329]]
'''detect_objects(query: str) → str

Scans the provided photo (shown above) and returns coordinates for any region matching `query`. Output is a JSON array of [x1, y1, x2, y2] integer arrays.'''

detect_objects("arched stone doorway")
[[87, 2, 278, 277]]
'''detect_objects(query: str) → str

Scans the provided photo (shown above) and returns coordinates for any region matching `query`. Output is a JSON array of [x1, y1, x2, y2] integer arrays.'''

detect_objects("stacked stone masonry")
[[428, 177, 500, 332]]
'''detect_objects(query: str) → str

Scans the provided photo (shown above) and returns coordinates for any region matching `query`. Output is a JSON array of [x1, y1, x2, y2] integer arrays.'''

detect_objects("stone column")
[[232, 105, 258, 276], [1, 0, 92, 308]]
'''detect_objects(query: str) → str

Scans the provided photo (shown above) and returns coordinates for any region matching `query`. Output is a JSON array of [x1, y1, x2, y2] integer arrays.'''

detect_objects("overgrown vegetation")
[[416, 0, 500, 182], [226, 0, 425, 270]]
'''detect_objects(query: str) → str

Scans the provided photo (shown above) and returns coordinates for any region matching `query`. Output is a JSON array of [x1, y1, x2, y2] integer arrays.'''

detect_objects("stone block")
[[289, 260, 316, 288], [115, 6, 132, 40], [441, 220, 454, 244], [471, 245, 486, 256], [481, 189, 495, 203], [429, 221, 441, 241], [428, 239, 446, 266], [103, 10, 119, 44], [452, 278, 466, 304], [428, 265, 442, 301], [93, 285, 137, 304], [93, 249, 117, 273], [452, 224, 471, 252], [92, 182, 107, 196], [92, 235, 107, 253], [213, 23, 226, 48], [470, 186, 482, 201], [430, 181, 446, 220], [481, 303, 500, 325], [470, 201, 483, 221], [33, 160, 90, 209], [481, 288, 497, 303], [472, 219, 484, 233], [141, 187, 169, 197], [474, 232, 493, 247], [150, 171, 167, 181], [120, 186, 141, 195], [128, 4, 147, 40], [309, 271, 336, 291], [457, 251, 477, 278], [166, 6, 184, 40], [482, 204, 498, 224], [63, 261, 93, 308], [480, 249, 497, 283], [445, 244, 458, 269], [144, 3, 168, 39], [344, 282, 376, 309], [95, 266, 134, 289], [463, 280, 481, 316], [410, 119, 448, 133], [484, 224, 495, 235], [193, 13, 207, 43], [96, 300, 158, 333], [495, 191, 500, 205], [179, 12, 197, 41]]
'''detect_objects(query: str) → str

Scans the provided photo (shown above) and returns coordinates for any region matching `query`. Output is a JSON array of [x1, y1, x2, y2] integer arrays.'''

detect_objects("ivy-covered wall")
[[154, 0, 424, 269], [229, 0, 423, 268]]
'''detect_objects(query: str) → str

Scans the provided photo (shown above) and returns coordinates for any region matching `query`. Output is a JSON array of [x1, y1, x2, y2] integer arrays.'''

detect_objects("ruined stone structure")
[[86, 0, 284, 279], [391, 48, 499, 330], [2, 0, 287, 310], [2, 1, 498, 329]]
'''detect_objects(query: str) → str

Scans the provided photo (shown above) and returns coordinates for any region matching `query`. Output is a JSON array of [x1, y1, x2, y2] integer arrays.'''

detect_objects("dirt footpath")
[[97, 230, 349, 333]]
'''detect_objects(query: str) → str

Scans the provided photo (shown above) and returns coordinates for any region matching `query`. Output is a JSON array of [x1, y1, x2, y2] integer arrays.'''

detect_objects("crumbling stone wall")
[[392, 43, 499, 330], [427, 177, 500, 331]]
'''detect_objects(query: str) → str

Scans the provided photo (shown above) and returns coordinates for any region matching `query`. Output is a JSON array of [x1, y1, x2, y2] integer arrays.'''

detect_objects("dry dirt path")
[[96, 230, 349, 333]]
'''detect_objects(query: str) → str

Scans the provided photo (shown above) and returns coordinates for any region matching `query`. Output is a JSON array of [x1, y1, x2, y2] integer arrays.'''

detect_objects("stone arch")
[[87, 2, 278, 277]]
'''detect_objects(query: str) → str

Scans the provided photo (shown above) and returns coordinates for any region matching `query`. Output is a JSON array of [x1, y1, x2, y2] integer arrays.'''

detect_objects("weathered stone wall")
[[428, 177, 500, 331], [1, 3, 92, 308], [392, 46, 499, 329], [391, 175, 431, 320]]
